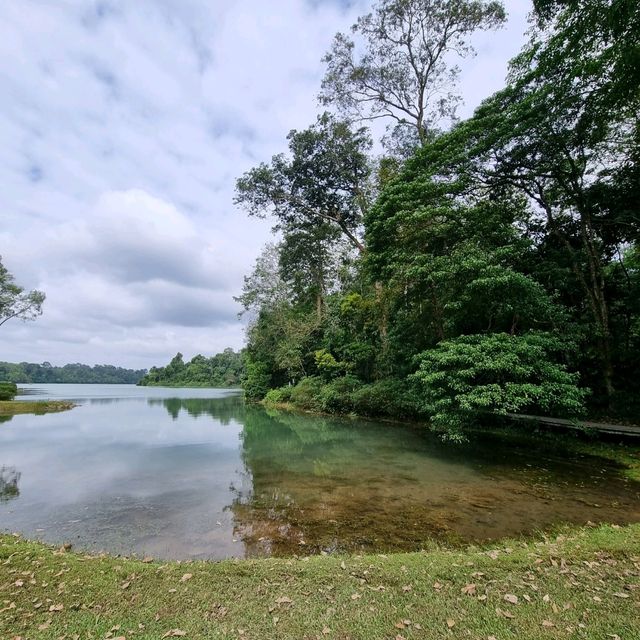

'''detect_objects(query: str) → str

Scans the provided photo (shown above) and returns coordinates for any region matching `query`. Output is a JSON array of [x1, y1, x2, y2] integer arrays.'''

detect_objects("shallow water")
[[0, 384, 638, 559]]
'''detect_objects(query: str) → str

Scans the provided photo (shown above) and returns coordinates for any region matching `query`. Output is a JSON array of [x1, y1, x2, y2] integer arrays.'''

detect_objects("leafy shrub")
[[314, 349, 350, 381], [318, 375, 363, 413], [264, 386, 293, 405], [412, 331, 588, 440], [289, 376, 325, 411], [243, 361, 271, 401], [351, 379, 422, 418], [0, 382, 17, 401]]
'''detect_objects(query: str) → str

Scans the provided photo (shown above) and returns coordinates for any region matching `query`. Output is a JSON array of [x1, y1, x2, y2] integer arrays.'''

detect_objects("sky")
[[0, 0, 531, 369]]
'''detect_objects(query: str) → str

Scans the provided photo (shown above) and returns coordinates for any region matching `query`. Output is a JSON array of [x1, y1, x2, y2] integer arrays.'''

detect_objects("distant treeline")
[[137, 349, 245, 388], [0, 361, 147, 384]]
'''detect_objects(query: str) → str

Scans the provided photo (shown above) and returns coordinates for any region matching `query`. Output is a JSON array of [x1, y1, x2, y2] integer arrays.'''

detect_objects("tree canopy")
[[235, 0, 640, 437], [0, 257, 45, 328]]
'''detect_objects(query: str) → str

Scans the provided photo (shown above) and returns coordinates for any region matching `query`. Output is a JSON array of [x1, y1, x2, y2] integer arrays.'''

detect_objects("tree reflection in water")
[[148, 396, 245, 424], [229, 407, 361, 557], [0, 466, 21, 502]]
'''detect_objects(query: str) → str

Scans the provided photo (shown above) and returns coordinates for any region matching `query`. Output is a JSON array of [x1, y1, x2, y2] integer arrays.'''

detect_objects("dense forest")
[[235, 0, 640, 440], [0, 361, 146, 384], [137, 349, 245, 388]]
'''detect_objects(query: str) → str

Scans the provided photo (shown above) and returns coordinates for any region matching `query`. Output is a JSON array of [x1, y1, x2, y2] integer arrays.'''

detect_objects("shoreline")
[[0, 400, 77, 417], [2, 523, 638, 638]]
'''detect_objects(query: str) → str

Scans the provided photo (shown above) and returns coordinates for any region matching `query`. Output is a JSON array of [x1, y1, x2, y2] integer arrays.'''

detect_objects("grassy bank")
[[0, 400, 76, 416], [1, 525, 638, 639]]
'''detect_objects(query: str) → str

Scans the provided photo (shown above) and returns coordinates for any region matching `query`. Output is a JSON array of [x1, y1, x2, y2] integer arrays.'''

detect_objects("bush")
[[351, 379, 422, 418], [412, 332, 588, 440], [289, 376, 325, 411], [0, 381, 17, 401], [264, 386, 293, 405], [318, 375, 363, 413]]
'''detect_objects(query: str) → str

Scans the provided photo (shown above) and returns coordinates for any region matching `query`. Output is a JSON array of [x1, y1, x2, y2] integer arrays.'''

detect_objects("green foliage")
[[235, 113, 372, 253], [289, 376, 325, 411], [0, 256, 45, 328], [237, 0, 639, 437], [243, 359, 271, 401], [320, 0, 506, 151], [412, 333, 588, 440], [263, 385, 293, 405], [0, 382, 17, 401], [314, 349, 349, 381], [317, 375, 363, 413], [138, 349, 244, 388], [0, 362, 145, 384], [351, 379, 422, 419]]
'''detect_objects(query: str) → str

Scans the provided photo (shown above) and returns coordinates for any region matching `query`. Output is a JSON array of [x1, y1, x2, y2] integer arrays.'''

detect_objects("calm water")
[[1, 383, 638, 560]]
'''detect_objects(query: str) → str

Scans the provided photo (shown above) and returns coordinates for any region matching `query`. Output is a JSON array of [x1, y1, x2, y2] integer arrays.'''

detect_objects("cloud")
[[0, 0, 531, 368]]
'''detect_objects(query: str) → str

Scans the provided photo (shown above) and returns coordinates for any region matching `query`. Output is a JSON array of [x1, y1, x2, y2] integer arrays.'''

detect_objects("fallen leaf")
[[462, 583, 476, 596], [162, 631, 187, 638], [351, 593, 361, 600], [121, 581, 131, 590], [276, 596, 293, 604], [447, 619, 456, 628], [433, 581, 443, 590], [402, 584, 412, 592], [322, 627, 330, 635], [49, 603, 64, 612], [504, 594, 519, 605], [612, 593, 629, 599], [542, 620, 555, 628], [38, 620, 51, 631], [180, 573, 192, 582], [495, 607, 515, 619]]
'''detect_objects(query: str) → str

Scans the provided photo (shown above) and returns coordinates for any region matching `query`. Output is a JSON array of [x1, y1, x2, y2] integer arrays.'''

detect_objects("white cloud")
[[0, 0, 531, 368]]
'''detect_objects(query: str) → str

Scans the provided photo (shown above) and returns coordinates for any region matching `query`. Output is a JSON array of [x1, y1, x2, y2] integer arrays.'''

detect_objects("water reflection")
[[0, 466, 21, 502], [228, 407, 640, 556], [148, 397, 246, 423], [0, 384, 638, 559]]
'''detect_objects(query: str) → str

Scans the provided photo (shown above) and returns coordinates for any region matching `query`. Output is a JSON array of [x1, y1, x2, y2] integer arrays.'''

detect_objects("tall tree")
[[457, 0, 640, 403], [0, 257, 45, 328], [319, 0, 505, 150], [235, 113, 372, 253]]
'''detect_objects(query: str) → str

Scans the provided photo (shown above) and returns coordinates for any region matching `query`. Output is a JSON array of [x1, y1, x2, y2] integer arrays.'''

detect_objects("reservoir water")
[[1, 384, 638, 559]]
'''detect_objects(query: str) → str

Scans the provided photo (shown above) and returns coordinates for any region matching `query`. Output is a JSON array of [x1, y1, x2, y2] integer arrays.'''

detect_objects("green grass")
[[1, 524, 638, 639], [0, 400, 76, 416]]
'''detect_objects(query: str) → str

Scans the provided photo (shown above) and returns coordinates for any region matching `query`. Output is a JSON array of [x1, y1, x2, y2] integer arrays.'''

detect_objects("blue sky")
[[0, 0, 531, 368]]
